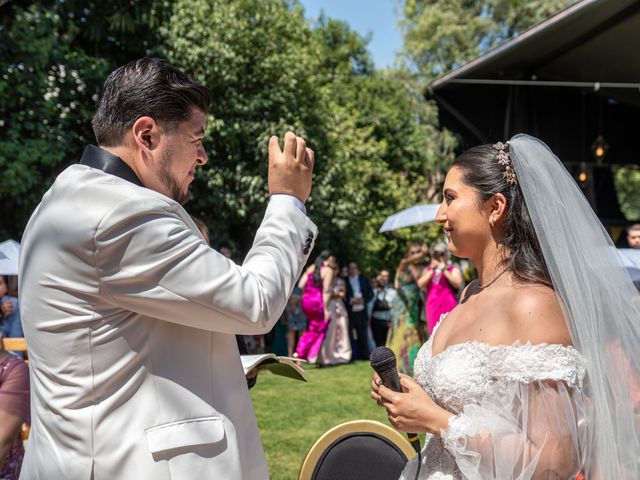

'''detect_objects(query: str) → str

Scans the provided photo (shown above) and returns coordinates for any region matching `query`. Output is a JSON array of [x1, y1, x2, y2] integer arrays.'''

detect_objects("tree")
[[159, 0, 321, 254], [0, 0, 163, 240], [614, 166, 640, 222], [399, 0, 572, 81], [2, 0, 455, 274], [161, 1, 455, 272]]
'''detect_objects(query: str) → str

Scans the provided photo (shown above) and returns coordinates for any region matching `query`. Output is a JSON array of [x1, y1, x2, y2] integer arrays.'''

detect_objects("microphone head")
[[370, 346, 396, 369]]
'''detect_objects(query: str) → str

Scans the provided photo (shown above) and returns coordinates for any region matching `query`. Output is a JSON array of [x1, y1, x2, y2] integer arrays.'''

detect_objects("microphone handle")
[[376, 366, 421, 454], [377, 367, 401, 392]]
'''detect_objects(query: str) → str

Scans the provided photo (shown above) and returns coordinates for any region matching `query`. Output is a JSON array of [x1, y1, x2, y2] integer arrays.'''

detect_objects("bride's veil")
[[509, 134, 640, 477]]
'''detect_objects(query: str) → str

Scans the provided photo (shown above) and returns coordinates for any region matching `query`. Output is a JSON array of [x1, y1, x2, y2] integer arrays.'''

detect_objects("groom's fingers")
[[295, 136, 306, 163], [283, 131, 297, 158], [305, 147, 315, 169], [267, 131, 314, 202], [268, 136, 281, 164]]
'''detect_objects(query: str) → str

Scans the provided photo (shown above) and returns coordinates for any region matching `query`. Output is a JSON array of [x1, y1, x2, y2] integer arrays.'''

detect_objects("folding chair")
[[299, 420, 415, 480]]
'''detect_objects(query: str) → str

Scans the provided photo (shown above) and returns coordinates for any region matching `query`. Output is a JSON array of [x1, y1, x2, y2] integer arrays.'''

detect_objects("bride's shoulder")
[[508, 283, 572, 346]]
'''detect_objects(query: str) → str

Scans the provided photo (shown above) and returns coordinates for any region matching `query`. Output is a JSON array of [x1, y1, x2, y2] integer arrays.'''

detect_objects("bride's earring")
[[489, 218, 495, 227]]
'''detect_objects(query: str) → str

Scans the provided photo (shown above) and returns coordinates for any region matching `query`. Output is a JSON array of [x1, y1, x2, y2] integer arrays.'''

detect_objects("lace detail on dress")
[[402, 321, 586, 480]]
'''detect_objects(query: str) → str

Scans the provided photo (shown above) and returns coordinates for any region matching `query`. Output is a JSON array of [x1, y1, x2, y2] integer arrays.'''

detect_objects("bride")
[[371, 135, 640, 479]]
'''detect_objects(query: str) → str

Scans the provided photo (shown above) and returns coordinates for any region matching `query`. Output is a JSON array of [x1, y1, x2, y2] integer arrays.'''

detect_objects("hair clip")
[[493, 142, 517, 186]]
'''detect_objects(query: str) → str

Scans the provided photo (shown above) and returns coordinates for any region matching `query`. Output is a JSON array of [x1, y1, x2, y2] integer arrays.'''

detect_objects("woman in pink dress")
[[295, 250, 336, 363], [417, 243, 462, 335]]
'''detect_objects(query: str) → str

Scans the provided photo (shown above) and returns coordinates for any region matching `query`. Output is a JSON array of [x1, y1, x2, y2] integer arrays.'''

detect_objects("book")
[[240, 354, 308, 382]]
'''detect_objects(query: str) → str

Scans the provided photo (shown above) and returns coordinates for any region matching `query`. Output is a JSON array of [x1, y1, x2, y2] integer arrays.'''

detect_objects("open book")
[[240, 354, 308, 382]]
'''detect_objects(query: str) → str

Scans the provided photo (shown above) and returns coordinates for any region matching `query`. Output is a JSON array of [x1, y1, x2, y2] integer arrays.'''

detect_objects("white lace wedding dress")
[[400, 322, 588, 480]]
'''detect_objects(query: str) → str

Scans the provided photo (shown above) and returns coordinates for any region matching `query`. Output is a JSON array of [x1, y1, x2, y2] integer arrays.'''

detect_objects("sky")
[[299, 0, 404, 69]]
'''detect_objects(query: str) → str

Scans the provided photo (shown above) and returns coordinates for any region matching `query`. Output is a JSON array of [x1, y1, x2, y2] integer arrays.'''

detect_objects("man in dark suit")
[[344, 261, 373, 360]]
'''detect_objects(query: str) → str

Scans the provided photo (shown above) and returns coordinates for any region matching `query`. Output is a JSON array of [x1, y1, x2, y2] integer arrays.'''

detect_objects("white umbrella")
[[618, 248, 640, 268], [0, 240, 20, 275], [379, 204, 440, 233], [617, 248, 640, 290]]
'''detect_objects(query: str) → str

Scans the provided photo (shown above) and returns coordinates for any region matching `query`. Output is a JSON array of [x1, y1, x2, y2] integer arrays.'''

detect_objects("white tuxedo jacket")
[[18, 146, 317, 480]]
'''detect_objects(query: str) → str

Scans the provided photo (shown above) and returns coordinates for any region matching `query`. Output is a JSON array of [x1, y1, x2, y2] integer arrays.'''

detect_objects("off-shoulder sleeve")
[[441, 346, 590, 480]]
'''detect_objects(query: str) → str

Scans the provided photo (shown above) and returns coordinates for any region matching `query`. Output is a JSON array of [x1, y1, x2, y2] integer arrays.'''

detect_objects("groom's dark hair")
[[453, 144, 551, 287], [92, 58, 211, 147]]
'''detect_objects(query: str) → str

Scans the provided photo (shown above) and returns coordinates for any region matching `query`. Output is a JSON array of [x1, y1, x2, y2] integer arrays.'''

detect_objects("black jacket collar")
[[79, 145, 143, 187]]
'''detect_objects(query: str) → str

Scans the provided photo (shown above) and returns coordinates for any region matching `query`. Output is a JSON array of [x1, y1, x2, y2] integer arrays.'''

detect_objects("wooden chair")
[[1, 337, 28, 363], [298, 420, 415, 480]]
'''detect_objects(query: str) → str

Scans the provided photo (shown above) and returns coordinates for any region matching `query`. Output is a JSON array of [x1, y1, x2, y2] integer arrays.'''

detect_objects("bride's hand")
[[372, 373, 452, 435]]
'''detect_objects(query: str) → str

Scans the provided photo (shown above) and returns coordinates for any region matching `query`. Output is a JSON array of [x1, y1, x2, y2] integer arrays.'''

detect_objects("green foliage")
[[614, 166, 640, 221], [399, 0, 573, 81], [161, 1, 455, 273], [160, 0, 323, 253], [2, 0, 455, 274], [309, 67, 455, 270], [0, 4, 106, 238], [0, 0, 164, 240]]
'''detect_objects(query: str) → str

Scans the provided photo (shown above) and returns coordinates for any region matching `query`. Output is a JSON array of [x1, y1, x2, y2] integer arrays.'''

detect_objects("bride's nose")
[[436, 202, 446, 224]]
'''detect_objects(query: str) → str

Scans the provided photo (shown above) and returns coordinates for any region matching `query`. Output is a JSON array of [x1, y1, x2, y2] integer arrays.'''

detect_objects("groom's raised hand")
[[268, 131, 314, 203]]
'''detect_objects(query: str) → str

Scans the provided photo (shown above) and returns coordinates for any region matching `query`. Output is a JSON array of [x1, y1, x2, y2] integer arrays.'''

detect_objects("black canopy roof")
[[428, 0, 640, 225], [429, 0, 640, 166]]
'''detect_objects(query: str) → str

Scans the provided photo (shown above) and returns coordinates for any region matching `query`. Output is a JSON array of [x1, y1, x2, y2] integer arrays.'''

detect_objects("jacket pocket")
[[144, 416, 225, 454]]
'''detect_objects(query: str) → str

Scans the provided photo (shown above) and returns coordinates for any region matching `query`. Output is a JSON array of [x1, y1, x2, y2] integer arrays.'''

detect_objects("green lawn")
[[251, 360, 389, 480]]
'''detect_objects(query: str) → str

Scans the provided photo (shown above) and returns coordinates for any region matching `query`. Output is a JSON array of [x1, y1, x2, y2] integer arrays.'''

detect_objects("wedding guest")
[[339, 265, 348, 278], [295, 251, 336, 363], [344, 261, 373, 360], [386, 243, 426, 374], [417, 243, 462, 335], [319, 275, 351, 366], [627, 223, 640, 249], [0, 332, 29, 480], [371, 270, 396, 347], [0, 276, 22, 359], [372, 136, 640, 479], [285, 287, 307, 357], [268, 312, 288, 357], [367, 276, 379, 320]]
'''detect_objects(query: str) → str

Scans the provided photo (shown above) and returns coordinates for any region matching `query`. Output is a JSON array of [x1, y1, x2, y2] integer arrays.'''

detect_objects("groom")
[[19, 58, 316, 480]]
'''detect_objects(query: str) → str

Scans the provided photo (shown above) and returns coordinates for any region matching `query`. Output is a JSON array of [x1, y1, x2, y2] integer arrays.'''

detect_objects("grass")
[[251, 360, 389, 480]]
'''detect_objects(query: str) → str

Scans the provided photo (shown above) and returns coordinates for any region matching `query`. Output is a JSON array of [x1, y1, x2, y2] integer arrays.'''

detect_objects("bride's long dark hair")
[[453, 144, 551, 287]]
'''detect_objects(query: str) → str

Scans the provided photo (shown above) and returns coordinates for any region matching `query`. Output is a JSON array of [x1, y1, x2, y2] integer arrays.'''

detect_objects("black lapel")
[[79, 145, 144, 187]]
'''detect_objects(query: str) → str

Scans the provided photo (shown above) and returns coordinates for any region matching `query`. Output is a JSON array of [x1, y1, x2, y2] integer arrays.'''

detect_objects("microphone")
[[370, 346, 421, 454]]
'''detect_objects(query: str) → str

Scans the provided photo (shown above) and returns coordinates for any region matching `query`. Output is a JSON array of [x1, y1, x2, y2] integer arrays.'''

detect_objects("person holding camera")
[[417, 242, 462, 335], [387, 243, 427, 374], [370, 270, 396, 347]]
